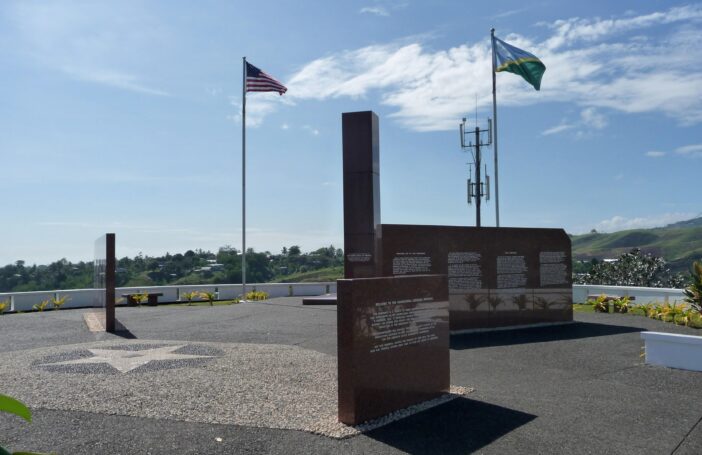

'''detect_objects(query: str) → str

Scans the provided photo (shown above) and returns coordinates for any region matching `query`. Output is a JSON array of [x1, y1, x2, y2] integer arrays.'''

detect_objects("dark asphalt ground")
[[1, 299, 701, 454]]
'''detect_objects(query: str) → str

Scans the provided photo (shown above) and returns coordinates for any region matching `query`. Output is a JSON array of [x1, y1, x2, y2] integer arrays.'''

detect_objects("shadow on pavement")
[[113, 319, 137, 339], [365, 397, 536, 454], [450, 322, 642, 350]]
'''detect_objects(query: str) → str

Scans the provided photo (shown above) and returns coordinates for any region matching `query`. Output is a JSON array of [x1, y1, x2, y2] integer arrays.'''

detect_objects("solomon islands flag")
[[493, 36, 546, 91]]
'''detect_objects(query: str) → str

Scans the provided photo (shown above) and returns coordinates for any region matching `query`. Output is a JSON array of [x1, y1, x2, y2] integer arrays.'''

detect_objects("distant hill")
[[665, 216, 702, 228], [571, 218, 702, 273]]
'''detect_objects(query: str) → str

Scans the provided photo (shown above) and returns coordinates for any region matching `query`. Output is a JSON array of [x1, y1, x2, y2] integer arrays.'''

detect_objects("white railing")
[[0, 282, 336, 312], [572, 284, 685, 305]]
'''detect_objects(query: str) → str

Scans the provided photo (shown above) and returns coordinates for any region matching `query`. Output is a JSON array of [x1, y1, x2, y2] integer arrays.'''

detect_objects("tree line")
[[0, 245, 344, 292]]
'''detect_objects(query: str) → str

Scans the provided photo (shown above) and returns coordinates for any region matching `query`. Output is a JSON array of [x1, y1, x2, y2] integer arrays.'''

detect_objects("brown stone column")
[[105, 233, 116, 333], [342, 111, 381, 278]]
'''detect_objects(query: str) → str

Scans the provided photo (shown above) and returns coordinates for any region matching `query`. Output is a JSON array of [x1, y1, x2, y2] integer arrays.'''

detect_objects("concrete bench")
[[121, 293, 164, 307]]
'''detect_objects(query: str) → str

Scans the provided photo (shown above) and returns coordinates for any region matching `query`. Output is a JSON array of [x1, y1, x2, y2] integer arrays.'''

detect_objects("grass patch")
[[573, 303, 595, 313], [575, 302, 702, 328]]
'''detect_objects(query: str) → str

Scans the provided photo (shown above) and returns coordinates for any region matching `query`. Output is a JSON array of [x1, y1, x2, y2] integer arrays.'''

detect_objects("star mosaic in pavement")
[[38, 345, 216, 373]]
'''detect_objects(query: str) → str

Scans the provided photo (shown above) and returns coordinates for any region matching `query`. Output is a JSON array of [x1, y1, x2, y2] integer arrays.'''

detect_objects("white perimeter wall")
[[0, 283, 685, 313], [572, 284, 685, 305], [0, 282, 336, 312]]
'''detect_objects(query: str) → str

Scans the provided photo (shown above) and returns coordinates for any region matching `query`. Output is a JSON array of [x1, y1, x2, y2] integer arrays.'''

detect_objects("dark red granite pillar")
[[342, 111, 381, 279]]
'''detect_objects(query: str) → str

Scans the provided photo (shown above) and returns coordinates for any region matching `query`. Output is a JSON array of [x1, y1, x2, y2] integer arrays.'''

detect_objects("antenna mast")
[[459, 117, 491, 227]]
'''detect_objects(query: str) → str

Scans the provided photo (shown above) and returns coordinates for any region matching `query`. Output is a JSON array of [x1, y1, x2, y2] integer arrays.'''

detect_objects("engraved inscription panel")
[[392, 252, 431, 275], [539, 251, 569, 286], [370, 297, 440, 353], [337, 274, 449, 425], [379, 225, 572, 330], [447, 252, 482, 291], [496, 254, 528, 289]]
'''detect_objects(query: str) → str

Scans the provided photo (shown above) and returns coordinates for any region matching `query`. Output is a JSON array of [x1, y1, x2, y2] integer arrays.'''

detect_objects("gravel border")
[[0, 340, 472, 439]]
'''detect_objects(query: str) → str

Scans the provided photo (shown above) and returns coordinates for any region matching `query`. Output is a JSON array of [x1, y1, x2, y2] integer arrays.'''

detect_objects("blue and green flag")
[[493, 36, 545, 91]]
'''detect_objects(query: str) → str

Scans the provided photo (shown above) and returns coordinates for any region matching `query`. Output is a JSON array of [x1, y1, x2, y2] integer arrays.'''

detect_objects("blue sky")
[[2, 1, 701, 265]]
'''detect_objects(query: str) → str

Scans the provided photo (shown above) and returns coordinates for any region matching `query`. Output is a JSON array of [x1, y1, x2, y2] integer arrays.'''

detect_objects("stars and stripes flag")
[[245, 62, 287, 95]]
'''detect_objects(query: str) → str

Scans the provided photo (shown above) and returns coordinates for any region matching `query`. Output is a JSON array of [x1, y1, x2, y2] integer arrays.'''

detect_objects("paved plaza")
[[1, 298, 701, 454]]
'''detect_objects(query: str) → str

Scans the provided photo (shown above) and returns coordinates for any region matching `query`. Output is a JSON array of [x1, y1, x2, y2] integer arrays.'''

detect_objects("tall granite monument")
[[342, 111, 381, 279], [338, 111, 450, 425]]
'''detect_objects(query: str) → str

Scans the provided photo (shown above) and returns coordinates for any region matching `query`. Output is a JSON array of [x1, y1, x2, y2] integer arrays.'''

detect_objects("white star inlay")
[[40, 345, 213, 373]]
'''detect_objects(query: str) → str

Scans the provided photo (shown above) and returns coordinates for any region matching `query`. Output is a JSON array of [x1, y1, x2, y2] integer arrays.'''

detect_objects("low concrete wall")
[[641, 331, 702, 372], [0, 282, 338, 312], [573, 284, 684, 305]]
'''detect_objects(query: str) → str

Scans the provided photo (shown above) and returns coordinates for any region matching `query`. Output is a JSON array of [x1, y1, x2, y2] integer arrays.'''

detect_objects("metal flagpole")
[[491, 28, 500, 228], [242, 56, 247, 301]]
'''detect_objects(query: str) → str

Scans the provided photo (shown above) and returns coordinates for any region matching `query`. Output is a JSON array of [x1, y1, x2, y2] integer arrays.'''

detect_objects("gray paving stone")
[[1, 299, 701, 454]]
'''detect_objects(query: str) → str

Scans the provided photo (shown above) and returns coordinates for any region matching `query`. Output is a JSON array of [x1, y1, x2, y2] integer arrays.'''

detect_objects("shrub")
[[683, 261, 702, 313], [576, 248, 686, 288], [131, 292, 149, 305], [612, 296, 631, 313], [0, 300, 8, 314], [51, 295, 70, 310], [245, 290, 269, 301], [591, 294, 609, 313], [33, 299, 50, 312], [657, 301, 686, 322], [199, 291, 216, 306], [182, 291, 199, 306]]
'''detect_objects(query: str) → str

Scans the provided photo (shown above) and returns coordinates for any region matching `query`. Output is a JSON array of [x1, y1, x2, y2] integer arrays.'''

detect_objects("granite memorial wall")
[[378, 224, 572, 331]]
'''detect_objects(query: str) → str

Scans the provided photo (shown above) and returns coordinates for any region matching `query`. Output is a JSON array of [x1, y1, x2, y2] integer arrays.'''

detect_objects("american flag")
[[245, 62, 287, 95]]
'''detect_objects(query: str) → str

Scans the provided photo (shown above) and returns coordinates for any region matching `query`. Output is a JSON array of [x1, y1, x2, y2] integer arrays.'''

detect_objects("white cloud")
[[541, 123, 574, 136], [542, 108, 607, 137], [645, 151, 666, 157], [281, 123, 290, 130], [492, 7, 531, 19], [9, 1, 170, 96], [580, 107, 607, 129], [676, 144, 702, 157], [360, 6, 389, 17], [303, 125, 320, 136], [593, 212, 698, 232], [283, 5, 702, 131], [542, 4, 702, 50], [229, 93, 287, 127], [61, 67, 170, 97]]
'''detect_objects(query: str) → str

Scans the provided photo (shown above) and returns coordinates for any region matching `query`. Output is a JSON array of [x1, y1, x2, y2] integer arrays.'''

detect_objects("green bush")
[[591, 294, 609, 313], [32, 300, 50, 312], [612, 296, 631, 313], [50, 295, 69, 311], [199, 291, 216, 306], [0, 393, 47, 454], [683, 260, 702, 313], [181, 291, 199, 306], [131, 292, 149, 305], [245, 291, 269, 301]]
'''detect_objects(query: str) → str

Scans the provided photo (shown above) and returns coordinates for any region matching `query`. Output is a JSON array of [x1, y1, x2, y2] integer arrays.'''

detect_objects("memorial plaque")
[[379, 224, 572, 331], [337, 274, 449, 425], [342, 111, 381, 279], [94, 233, 116, 332]]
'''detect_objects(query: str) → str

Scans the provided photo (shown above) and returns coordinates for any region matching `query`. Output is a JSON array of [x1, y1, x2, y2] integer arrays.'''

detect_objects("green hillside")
[[571, 220, 702, 272], [274, 266, 343, 283]]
